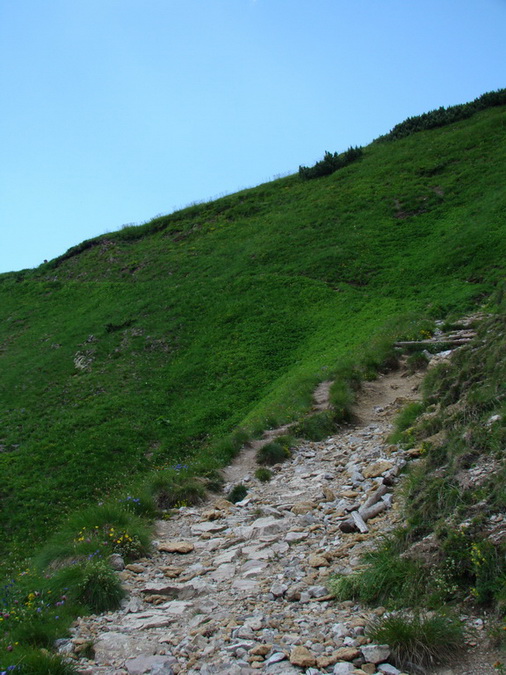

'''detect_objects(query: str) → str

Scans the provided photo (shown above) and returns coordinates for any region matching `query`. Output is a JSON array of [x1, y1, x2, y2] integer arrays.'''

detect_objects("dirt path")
[[68, 358, 501, 675]]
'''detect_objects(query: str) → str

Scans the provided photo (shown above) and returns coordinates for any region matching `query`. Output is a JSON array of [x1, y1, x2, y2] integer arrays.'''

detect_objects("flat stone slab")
[[125, 654, 175, 674], [157, 540, 194, 554], [191, 521, 229, 535], [122, 611, 178, 631], [93, 631, 156, 661]]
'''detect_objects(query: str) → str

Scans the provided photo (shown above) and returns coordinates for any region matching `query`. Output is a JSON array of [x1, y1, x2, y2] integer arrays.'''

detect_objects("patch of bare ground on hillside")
[[351, 364, 423, 427]]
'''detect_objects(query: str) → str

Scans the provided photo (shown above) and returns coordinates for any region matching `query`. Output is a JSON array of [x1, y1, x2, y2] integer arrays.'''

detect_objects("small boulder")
[[308, 554, 330, 568], [360, 643, 390, 664], [157, 540, 194, 554], [108, 553, 125, 571], [289, 646, 316, 667], [363, 460, 394, 479]]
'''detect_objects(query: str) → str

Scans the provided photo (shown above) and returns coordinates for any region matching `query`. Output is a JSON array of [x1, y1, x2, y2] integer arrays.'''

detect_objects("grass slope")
[[1, 103, 505, 570]]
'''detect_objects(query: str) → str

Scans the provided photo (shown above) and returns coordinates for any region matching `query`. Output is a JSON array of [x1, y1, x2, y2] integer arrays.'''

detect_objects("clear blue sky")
[[1, 0, 505, 273]]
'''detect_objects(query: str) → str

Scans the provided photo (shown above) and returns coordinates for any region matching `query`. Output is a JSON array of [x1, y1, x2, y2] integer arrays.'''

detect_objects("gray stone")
[[377, 664, 402, 675], [265, 651, 287, 665], [360, 643, 390, 664], [109, 553, 126, 570], [210, 563, 236, 582], [332, 663, 355, 675], [124, 596, 145, 613], [125, 655, 174, 674], [191, 521, 228, 535], [270, 581, 288, 597], [307, 585, 328, 598], [93, 632, 156, 661], [285, 531, 308, 543], [122, 611, 178, 630], [55, 638, 73, 655], [141, 582, 202, 600], [231, 579, 260, 594]]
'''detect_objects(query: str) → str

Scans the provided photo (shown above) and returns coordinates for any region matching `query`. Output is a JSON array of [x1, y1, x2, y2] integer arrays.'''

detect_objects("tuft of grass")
[[294, 410, 337, 441], [0, 647, 79, 674], [34, 503, 152, 570], [389, 401, 425, 444], [256, 435, 294, 466], [256, 441, 291, 466], [147, 471, 207, 511], [406, 350, 430, 374], [226, 484, 248, 503], [50, 560, 125, 614], [329, 376, 356, 422], [254, 467, 272, 482], [330, 538, 428, 607], [367, 611, 465, 671]]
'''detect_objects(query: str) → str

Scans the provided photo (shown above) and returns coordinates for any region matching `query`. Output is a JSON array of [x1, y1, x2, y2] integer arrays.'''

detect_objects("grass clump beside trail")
[[256, 435, 294, 466], [254, 467, 272, 483], [294, 410, 337, 441], [368, 611, 465, 672], [331, 299, 506, 618], [0, 498, 154, 671], [226, 484, 248, 503]]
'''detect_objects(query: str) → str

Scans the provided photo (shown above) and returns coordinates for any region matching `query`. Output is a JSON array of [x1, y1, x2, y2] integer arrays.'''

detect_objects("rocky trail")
[[65, 325, 500, 675]]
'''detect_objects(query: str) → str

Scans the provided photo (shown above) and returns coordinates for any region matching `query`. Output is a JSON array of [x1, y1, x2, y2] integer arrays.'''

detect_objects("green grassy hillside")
[[1, 99, 505, 571]]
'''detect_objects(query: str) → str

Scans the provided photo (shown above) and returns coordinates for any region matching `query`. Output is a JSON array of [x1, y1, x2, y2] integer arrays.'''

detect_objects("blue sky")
[[1, 0, 505, 274]]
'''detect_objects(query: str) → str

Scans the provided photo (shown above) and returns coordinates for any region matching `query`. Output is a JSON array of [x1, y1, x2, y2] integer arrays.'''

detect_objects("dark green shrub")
[[226, 484, 248, 503], [330, 539, 428, 606], [368, 611, 464, 671], [294, 410, 336, 441], [34, 504, 151, 570], [406, 350, 429, 374], [59, 560, 125, 613], [329, 380, 354, 422], [149, 472, 206, 510], [1, 648, 79, 674], [299, 146, 363, 180], [256, 441, 291, 466], [254, 468, 272, 482], [378, 88, 506, 142]]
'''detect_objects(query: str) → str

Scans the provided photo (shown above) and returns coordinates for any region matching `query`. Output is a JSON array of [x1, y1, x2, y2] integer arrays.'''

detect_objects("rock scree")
[[66, 342, 498, 675]]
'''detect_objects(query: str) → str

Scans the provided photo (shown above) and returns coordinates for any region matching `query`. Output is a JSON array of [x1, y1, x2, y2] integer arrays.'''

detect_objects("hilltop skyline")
[[1, 0, 505, 273]]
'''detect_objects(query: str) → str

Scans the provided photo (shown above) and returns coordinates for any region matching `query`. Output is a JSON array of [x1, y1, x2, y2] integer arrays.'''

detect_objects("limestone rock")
[[161, 565, 184, 578], [292, 501, 317, 515], [377, 663, 402, 674], [157, 540, 194, 554], [109, 553, 125, 570], [332, 662, 355, 674], [265, 651, 287, 665], [308, 554, 330, 568], [360, 643, 390, 664], [333, 647, 360, 661], [125, 655, 175, 674], [289, 645, 316, 667], [93, 631, 156, 662], [362, 460, 394, 479]]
